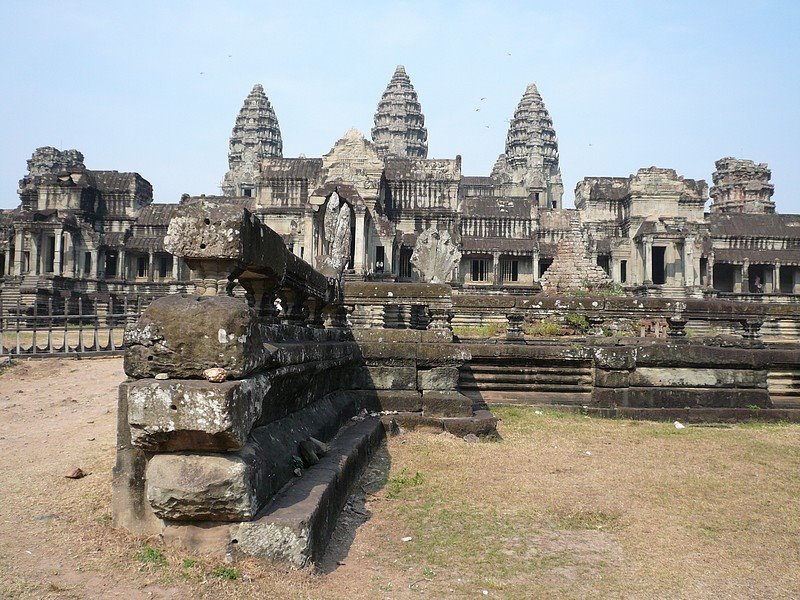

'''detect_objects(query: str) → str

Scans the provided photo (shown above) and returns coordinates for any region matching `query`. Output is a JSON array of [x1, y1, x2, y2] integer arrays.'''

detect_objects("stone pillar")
[[793, 268, 800, 294], [147, 252, 154, 283], [532, 249, 540, 282], [774, 262, 781, 294], [492, 251, 500, 285], [30, 232, 40, 275], [684, 237, 695, 287], [90, 250, 99, 279], [171, 256, 179, 281], [734, 263, 743, 293], [643, 238, 653, 284], [303, 209, 314, 266], [117, 250, 126, 281], [13, 231, 24, 275], [354, 208, 366, 274], [707, 254, 715, 289], [741, 259, 750, 293], [54, 229, 63, 275]]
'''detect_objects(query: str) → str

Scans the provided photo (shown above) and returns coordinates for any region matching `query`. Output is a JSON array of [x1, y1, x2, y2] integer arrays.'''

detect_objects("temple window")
[[399, 249, 413, 279], [620, 260, 627, 283], [84, 252, 92, 275], [137, 256, 147, 278], [500, 258, 519, 283], [471, 258, 490, 282]]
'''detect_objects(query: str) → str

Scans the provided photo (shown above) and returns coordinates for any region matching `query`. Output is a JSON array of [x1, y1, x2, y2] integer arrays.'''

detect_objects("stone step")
[[163, 416, 385, 566], [460, 382, 592, 393], [460, 373, 592, 385], [462, 390, 593, 406]]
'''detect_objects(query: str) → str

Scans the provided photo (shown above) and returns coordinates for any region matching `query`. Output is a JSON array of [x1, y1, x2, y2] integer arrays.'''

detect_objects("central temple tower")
[[371, 66, 428, 159]]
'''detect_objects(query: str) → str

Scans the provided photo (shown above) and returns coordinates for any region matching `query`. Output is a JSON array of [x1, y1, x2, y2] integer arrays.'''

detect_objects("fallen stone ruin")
[[113, 203, 800, 567]]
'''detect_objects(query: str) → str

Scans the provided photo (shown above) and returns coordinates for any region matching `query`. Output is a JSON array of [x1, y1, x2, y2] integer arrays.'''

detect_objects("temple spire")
[[498, 82, 563, 208], [371, 65, 428, 159], [222, 84, 282, 195]]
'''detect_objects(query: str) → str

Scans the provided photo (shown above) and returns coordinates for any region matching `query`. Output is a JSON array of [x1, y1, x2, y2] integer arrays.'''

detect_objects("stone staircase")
[[459, 358, 593, 405], [768, 369, 800, 409]]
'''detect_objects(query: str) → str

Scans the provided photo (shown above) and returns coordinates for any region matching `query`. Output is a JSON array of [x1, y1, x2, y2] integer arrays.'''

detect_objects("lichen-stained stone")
[[629, 367, 767, 389], [124, 295, 276, 380], [417, 367, 459, 391], [349, 366, 417, 390], [125, 375, 269, 452], [146, 392, 358, 521]]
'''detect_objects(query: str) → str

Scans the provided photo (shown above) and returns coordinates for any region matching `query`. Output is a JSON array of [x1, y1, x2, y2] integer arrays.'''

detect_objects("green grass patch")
[[387, 469, 425, 499], [210, 565, 240, 580], [136, 544, 167, 567]]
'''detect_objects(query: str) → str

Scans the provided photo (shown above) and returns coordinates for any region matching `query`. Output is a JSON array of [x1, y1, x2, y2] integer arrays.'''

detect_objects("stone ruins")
[[1, 65, 799, 566], [2, 66, 799, 308]]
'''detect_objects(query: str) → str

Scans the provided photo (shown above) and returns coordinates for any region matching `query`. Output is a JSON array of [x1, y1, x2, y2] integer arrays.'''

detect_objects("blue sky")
[[1, 1, 798, 211]]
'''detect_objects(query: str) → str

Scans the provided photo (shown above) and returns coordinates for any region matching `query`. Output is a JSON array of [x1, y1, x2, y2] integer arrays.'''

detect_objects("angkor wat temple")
[[1, 66, 799, 311]]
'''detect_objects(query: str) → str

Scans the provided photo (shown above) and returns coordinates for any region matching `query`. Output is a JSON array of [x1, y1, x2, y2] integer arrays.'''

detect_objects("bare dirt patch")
[[1, 358, 799, 599]]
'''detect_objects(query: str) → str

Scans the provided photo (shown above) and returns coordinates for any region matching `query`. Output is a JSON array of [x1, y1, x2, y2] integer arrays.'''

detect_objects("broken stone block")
[[124, 375, 268, 452], [146, 393, 358, 521], [124, 295, 276, 380]]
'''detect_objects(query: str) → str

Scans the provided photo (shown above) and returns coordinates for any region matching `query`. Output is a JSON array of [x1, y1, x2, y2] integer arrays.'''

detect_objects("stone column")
[[684, 237, 695, 287], [303, 209, 314, 265], [30, 232, 40, 275], [532, 248, 540, 282], [742, 259, 750, 293], [54, 229, 63, 275], [147, 252, 154, 283], [13, 231, 24, 275], [171, 256, 179, 281], [118, 250, 126, 281], [354, 208, 366, 274], [643, 238, 653, 284], [492, 251, 501, 285], [774, 262, 781, 294], [90, 250, 99, 279], [707, 255, 715, 289], [734, 263, 743, 293], [793, 268, 800, 294]]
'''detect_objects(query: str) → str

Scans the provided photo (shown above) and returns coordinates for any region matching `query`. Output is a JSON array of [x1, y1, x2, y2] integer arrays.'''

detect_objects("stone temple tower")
[[492, 83, 563, 208], [371, 66, 428, 159], [709, 157, 775, 214], [222, 84, 283, 196]]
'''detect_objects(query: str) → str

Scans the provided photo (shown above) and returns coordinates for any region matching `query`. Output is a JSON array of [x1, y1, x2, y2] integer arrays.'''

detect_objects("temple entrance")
[[713, 263, 736, 292], [748, 264, 769, 293], [652, 246, 666, 285]]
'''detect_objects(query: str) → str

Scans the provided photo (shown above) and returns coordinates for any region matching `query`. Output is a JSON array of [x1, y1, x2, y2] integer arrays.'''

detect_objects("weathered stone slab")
[[593, 369, 630, 388], [146, 392, 358, 521], [125, 375, 268, 452], [422, 391, 473, 417], [349, 366, 417, 390], [623, 387, 771, 409], [232, 418, 385, 566], [125, 295, 275, 380], [350, 390, 423, 412], [628, 368, 767, 389], [417, 367, 459, 391]]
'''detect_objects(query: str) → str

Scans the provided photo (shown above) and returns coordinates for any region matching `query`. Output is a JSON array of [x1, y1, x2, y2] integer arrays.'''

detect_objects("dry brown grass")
[[1, 359, 799, 599]]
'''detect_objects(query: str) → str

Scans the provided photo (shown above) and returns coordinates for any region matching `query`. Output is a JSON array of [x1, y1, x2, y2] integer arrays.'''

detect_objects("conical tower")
[[505, 83, 558, 170], [222, 84, 282, 195], [371, 66, 428, 159]]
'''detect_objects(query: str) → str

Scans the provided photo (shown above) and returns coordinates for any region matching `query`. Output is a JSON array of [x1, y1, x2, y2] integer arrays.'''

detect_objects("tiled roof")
[[136, 204, 180, 226], [461, 236, 533, 254], [126, 236, 166, 252], [709, 213, 800, 239]]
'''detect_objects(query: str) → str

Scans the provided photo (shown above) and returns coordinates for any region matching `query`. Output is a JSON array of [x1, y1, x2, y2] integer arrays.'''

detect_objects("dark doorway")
[[780, 268, 794, 294], [375, 246, 385, 273], [652, 246, 666, 285], [713, 263, 736, 292], [539, 259, 553, 278], [105, 252, 117, 278], [597, 255, 610, 276], [620, 260, 627, 283]]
